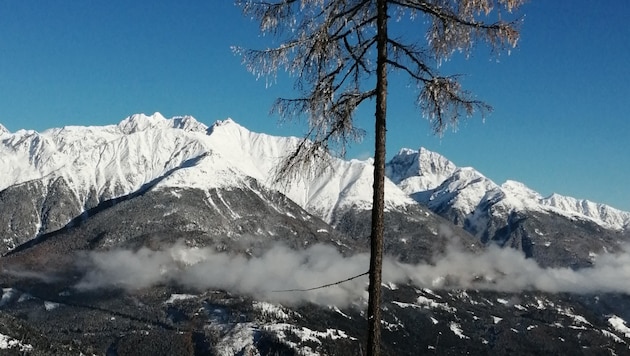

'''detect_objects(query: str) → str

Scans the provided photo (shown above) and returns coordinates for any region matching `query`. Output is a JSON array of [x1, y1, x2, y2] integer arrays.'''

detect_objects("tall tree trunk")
[[366, 0, 387, 355]]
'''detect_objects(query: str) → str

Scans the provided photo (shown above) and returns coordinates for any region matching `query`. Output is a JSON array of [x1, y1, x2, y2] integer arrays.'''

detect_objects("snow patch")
[[253, 301, 291, 320], [212, 323, 259, 356], [449, 322, 469, 339], [332, 306, 351, 319], [601, 329, 626, 344], [44, 300, 61, 311], [609, 316, 630, 338], [262, 323, 356, 355], [393, 295, 456, 313], [0, 333, 33, 352], [165, 294, 197, 304], [558, 307, 592, 327]]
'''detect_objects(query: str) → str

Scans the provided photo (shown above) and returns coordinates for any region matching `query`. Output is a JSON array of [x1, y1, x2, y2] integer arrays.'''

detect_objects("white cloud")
[[73, 239, 630, 306]]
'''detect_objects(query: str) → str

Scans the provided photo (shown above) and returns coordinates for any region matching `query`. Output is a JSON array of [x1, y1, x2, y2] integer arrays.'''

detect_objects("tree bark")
[[366, 0, 388, 355]]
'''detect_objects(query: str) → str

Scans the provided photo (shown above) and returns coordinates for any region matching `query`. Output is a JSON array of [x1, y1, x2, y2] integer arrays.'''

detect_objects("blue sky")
[[1, 1, 629, 211]]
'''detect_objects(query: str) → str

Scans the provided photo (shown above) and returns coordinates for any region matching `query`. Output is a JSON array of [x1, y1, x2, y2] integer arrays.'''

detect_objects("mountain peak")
[[395, 147, 417, 157], [171, 115, 208, 132], [117, 112, 168, 134], [117, 113, 207, 134], [501, 180, 542, 200], [208, 118, 241, 134], [386, 147, 456, 193], [0, 123, 9, 136], [214, 118, 235, 126]]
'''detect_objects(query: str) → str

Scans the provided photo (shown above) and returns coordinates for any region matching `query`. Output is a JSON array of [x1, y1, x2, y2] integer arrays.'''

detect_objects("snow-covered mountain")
[[2, 113, 628, 244], [386, 147, 630, 232], [0, 113, 410, 214], [386, 147, 457, 191], [199, 116, 414, 223], [0, 113, 415, 250]]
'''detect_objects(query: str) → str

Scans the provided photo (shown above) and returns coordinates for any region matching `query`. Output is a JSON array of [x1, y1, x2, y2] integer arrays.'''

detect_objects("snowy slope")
[[387, 148, 630, 231], [202, 119, 413, 222], [0, 113, 413, 226], [540, 193, 630, 230], [427, 167, 504, 213], [0, 113, 213, 206]]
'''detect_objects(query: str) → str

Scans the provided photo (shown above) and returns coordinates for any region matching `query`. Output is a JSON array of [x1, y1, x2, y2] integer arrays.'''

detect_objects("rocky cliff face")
[[0, 177, 82, 252]]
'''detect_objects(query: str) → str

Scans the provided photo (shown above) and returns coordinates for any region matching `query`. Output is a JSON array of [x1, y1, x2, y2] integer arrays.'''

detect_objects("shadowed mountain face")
[[0, 177, 82, 252], [1, 114, 630, 355]]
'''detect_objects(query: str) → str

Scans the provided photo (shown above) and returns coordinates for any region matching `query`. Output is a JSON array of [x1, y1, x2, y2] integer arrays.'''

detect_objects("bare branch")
[[391, 0, 522, 58], [419, 76, 492, 135]]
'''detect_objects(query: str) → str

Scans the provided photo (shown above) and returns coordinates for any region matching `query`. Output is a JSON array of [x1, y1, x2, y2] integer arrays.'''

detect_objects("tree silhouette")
[[235, 0, 523, 354]]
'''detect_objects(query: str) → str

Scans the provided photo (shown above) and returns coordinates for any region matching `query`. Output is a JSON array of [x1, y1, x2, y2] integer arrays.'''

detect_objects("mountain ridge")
[[0, 113, 415, 251], [1, 113, 628, 240], [386, 147, 630, 231]]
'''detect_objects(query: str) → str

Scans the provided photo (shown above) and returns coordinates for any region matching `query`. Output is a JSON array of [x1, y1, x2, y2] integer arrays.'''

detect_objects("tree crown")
[[235, 0, 523, 179]]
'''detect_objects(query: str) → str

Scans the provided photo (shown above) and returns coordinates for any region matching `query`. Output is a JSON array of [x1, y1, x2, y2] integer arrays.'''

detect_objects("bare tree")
[[235, 0, 523, 354]]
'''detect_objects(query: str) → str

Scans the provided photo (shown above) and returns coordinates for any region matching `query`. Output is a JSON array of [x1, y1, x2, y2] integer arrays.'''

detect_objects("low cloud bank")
[[75, 243, 373, 306], [402, 243, 630, 294], [74, 241, 630, 306]]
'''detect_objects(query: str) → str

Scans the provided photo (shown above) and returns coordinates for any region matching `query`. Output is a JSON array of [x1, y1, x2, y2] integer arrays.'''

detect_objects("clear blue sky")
[[1, 1, 629, 211]]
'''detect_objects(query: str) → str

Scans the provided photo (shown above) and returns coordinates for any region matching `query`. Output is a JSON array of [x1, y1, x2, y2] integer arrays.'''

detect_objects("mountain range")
[[1, 113, 630, 355], [2, 113, 628, 248]]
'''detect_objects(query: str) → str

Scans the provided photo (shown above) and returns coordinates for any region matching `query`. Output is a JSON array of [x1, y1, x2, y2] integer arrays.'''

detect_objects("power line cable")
[[272, 271, 369, 293]]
